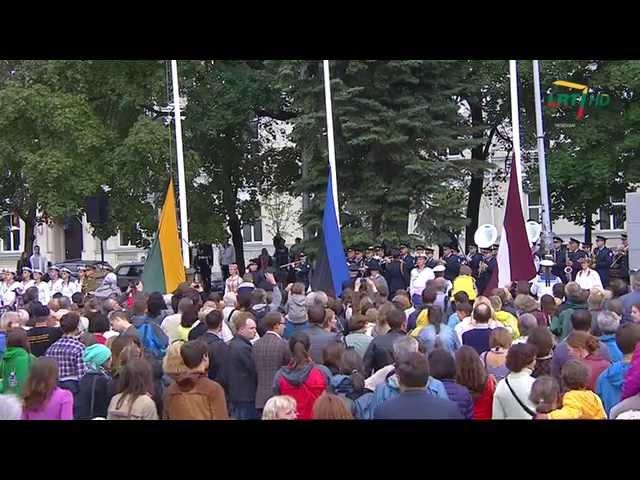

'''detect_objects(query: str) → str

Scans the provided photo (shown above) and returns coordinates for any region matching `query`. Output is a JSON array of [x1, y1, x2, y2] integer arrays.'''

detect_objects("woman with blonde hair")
[[489, 296, 520, 338], [587, 288, 607, 335], [162, 340, 188, 382], [262, 395, 297, 420]]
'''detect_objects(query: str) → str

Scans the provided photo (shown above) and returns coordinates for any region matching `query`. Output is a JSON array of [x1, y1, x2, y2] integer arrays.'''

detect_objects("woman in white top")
[[409, 255, 434, 303], [574, 257, 603, 291], [59, 268, 81, 299], [1, 270, 20, 309], [492, 343, 537, 419], [107, 358, 159, 420], [19, 267, 35, 291], [48, 266, 63, 295], [32, 269, 51, 304]]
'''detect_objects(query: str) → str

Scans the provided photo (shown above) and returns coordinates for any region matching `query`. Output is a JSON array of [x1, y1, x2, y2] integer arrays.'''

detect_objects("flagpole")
[[171, 60, 190, 269], [509, 60, 525, 218], [532, 60, 553, 255], [323, 60, 340, 227]]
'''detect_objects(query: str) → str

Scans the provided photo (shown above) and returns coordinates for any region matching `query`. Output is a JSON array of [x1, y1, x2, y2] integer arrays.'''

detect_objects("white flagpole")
[[509, 60, 525, 218], [170, 60, 190, 269], [323, 60, 340, 226]]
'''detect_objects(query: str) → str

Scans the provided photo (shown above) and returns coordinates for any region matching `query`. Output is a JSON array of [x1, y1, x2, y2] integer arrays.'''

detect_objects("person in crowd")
[[253, 312, 291, 416], [363, 307, 406, 376], [416, 305, 460, 354], [407, 287, 436, 333], [530, 259, 562, 300], [133, 292, 168, 326], [489, 296, 520, 338], [373, 351, 462, 419], [432, 275, 450, 313], [344, 314, 372, 359], [163, 340, 228, 420], [75, 343, 113, 419], [261, 395, 298, 420], [462, 304, 494, 355], [596, 323, 640, 415], [87, 312, 110, 346], [384, 249, 408, 296], [447, 299, 472, 331], [29, 245, 47, 274], [21, 357, 74, 420], [190, 309, 228, 387], [409, 256, 435, 305], [537, 360, 606, 420], [575, 257, 603, 291], [160, 297, 193, 344], [273, 332, 328, 420], [31, 269, 50, 305], [552, 282, 567, 310], [305, 305, 340, 365], [107, 358, 159, 420], [513, 313, 538, 344], [0, 393, 22, 420], [620, 333, 640, 402], [550, 282, 587, 340], [455, 345, 496, 420], [44, 312, 86, 395], [491, 343, 537, 419], [565, 330, 610, 391], [93, 272, 120, 300], [450, 265, 477, 303], [329, 348, 370, 414], [480, 327, 512, 382], [620, 272, 640, 324], [596, 311, 622, 363], [529, 375, 562, 416], [0, 328, 35, 395], [631, 304, 640, 324], [524, 326, 553, 378], [610, 394, 640, 419], [428, 348, 473, 419], [175, 304, 198, 342], [538, 294, 556, 328], [312, 393, 354, 420], [587, 288, 607, 335], [283, 282, 308, 339], [161, 339, 187, 386], [20, 267, 34, 292], [513, 294, 546, 330], [225, 313, 259, 419], [220, 242, 236, 283], [59, 268, 81, 299], [109, 311, 140, 340]]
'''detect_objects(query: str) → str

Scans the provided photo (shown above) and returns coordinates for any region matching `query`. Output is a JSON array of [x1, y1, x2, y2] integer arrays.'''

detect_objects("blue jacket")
[[0, 332, 5, 359], [354, 370, 448, 419], [599, 334, 623, 364], [441, 378, 474, 419], [417, 324, 460, 354], [447, 313, 460, 329], [596, 361, 631, 415], [373, 390, 463, 419]]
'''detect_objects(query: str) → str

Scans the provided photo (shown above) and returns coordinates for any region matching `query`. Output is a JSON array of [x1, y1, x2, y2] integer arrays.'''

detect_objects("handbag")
[[504, 376, 536, 417]]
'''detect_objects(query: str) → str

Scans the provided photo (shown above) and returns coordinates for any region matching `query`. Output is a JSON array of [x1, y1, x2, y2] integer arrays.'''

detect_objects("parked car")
[[115, 262, 145, 291]]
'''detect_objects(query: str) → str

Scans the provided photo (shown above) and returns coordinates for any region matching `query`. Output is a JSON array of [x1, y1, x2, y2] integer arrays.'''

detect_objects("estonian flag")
[[311, 173, 349, 296], [142, 179, 186, 293]]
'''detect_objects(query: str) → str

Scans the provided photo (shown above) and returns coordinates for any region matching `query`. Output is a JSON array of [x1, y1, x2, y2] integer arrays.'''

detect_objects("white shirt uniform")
[[20, 280, 35, 291], [1, 281, 19, 308], [34, 281, 51, 304], [409, 267, 435, 297], [49, 278, 63, 295], [60, 280, 81, 299], [575, 268, 603, 291]]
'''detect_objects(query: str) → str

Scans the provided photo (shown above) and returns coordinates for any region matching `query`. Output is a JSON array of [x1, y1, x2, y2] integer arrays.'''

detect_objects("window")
[[119, 224, 140, 247], [242, 219, 263, 243], [527, 193, 542, 222], [0, 214, 21, 252], [599, 196, 626, 231]]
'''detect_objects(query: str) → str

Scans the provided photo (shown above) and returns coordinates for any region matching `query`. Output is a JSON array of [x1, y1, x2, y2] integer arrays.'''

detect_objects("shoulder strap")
[[89, 374, 99, 419], [504, 376, 535, 417]]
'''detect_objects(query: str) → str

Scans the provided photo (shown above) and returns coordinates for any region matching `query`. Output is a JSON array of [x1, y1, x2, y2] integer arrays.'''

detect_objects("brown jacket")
[[163, 371, 229, 420]]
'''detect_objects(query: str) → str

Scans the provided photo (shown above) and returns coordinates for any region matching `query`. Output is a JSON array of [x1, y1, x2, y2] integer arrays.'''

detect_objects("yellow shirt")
[[548, 390, 607, 420], [451, 274, 477, 301], [495, 311, 520, 339], [410, 309, 429, 337]]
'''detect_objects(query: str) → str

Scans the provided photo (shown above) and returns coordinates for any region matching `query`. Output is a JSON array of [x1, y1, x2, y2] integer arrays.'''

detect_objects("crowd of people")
[[0, 231, 639, 421]]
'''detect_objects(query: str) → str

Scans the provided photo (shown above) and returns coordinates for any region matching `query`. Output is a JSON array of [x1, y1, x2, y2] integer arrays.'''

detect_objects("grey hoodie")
[[286, 293, 307, 324]]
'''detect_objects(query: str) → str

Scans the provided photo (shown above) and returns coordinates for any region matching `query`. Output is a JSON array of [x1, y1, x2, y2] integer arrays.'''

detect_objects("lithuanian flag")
[[141, 179, 186, 293]]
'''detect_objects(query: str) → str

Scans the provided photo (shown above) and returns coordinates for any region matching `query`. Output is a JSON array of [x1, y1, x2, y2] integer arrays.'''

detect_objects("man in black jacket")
[[363, 307, 406, 376], [225, 312, 259, 420], [196, 310, 229, 388], [305, 305, 341, 363]]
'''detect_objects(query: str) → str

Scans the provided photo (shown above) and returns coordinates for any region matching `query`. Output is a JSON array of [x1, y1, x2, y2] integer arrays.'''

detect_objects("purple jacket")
[[441, 378, 473, 419], [622, 343, 640, 400]]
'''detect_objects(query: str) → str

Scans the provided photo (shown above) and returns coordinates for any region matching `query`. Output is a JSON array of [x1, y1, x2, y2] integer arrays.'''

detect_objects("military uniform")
[[476, 250, 497, 295], [442, 248, 461, 282], [594, 236, 614, 288], [551, 237, 568, 283], [567, 238, 588, 282]]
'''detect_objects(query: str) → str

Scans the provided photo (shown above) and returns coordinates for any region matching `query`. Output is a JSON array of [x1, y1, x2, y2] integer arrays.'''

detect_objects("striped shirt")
[[45, 336, 87, 382]]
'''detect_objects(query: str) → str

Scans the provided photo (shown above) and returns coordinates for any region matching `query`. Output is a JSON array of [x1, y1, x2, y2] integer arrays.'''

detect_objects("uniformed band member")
[[593, 235, 614, 288], [441, 244, 461, 282], [551, 236, 567, 282], [399, 243, 415, 287], [476, 244, 498, 295], [566, 237, 588, 281], [610, 233, 630, 284], [294, 252, 310, 291], [424, 247, 438, 269], [466, 244, 484, 278]]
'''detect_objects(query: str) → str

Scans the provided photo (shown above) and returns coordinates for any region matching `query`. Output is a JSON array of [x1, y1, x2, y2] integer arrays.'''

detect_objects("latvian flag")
[[484, 156, 537, 294]]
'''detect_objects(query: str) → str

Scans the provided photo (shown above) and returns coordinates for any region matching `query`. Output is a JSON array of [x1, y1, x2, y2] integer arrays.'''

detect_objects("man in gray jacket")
[[219, 240, 236, 281], [305, 304, 340, 364]]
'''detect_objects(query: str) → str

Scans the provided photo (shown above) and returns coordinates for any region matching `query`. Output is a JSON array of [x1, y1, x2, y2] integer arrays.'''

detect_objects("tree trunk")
[[219, 139, 246, 275], [465, 100, 486, 250], [584, 208, 593, 244], [301, 145, 312, 241], [22, 215, 36, 259], [228, 212, 245, 276]]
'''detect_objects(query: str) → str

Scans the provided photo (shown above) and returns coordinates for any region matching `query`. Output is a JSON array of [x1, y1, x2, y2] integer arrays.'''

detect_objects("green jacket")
[[0, 347, 35, 396], [550, 302, 587, 340]]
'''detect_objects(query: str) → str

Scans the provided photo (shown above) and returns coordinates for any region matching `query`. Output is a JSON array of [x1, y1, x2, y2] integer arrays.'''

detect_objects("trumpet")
[[279, 259, 305, 269]]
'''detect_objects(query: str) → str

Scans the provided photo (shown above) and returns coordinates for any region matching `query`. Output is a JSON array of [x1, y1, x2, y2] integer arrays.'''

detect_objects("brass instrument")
[[279, 259, 305, 269], [564, 257, 573, 276], [478, 260, 488, 275]]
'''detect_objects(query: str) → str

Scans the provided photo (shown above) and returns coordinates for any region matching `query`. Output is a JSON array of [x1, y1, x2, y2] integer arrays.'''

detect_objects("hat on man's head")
[[399, 243, 409, 249], [415, 244, 426, 250], [346, 247, 354, 252], [237, 281, 255, 295], [578, 256, 591, 263], [569, 238, 581, 245], [596, 235, 607, 242], [433, 265, 446, 273], [425, 247, 434, 253], [621, 233, 628, 240], [553, 236, 563, 243]]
